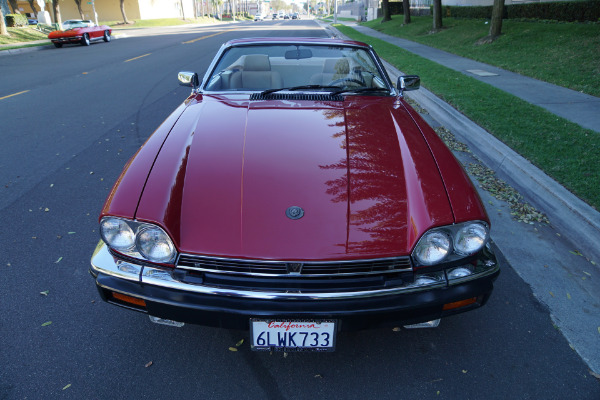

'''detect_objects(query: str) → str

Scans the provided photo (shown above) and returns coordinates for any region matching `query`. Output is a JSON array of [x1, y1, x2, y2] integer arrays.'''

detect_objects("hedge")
[[443, 0, 600, 22], [5, 14, 29, 27]]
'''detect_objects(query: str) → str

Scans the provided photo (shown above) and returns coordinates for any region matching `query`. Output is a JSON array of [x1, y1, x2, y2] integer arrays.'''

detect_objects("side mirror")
[[178, 71, 199, 90], [398, 75, 420, 93]]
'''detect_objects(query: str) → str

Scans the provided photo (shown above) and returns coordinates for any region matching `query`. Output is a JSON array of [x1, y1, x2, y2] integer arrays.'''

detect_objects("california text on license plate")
[[250, 319, 336, 352]]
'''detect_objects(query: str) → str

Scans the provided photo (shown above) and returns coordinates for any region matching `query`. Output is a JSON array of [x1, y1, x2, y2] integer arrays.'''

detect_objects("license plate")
[[250, 319, 336, 352]]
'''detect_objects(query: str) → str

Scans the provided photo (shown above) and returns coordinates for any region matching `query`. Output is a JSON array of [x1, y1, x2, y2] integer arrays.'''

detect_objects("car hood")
[[134, 95, 455, 260]]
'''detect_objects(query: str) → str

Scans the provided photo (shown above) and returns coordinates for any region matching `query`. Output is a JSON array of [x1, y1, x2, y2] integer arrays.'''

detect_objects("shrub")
[[5, 14, 29, 27], [443, 0, 600, 22]]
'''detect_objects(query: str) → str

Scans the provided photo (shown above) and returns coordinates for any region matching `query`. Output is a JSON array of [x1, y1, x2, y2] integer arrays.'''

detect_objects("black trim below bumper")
[[92, 264, 499, 331]]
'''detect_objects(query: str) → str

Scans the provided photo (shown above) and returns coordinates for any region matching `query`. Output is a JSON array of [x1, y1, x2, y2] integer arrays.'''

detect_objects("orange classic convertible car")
[[48, 22, 111, 48], [90, 38, 499, 352]]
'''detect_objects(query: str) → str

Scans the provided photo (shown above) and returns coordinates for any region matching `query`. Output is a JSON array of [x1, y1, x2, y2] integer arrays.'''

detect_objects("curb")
[[325, 22, 600, 264], [0, 43, 51, 56]]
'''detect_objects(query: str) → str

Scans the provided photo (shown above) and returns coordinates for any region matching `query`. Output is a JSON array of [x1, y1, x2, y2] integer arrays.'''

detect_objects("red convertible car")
[[90, 38, 499, 351], [48, 23, 111, 48]]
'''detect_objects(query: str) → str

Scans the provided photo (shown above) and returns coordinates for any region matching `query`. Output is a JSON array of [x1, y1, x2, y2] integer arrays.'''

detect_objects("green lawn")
[[0, 27, 48, 45], [336, 24, 600, 210], [362, 16, 600, 97]]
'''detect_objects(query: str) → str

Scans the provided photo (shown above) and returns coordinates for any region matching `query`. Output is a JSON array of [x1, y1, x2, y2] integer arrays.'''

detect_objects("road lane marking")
[[125, 53, 152, 62], [182, 29, 237, 44], [0, 90, 30, 101]]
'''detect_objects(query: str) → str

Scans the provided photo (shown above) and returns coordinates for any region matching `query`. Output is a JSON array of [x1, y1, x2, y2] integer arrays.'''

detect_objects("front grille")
[[250, 93, 344, 102], [177, 254, 412, 277]]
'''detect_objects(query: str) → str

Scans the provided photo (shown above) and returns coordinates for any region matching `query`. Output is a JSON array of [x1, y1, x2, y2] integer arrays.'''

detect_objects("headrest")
[[323, 58, 349, 74], [244, 54, 271, 71]]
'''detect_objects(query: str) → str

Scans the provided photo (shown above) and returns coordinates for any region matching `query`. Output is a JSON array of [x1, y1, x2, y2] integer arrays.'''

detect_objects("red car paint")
[[102, 92, 487, 261]]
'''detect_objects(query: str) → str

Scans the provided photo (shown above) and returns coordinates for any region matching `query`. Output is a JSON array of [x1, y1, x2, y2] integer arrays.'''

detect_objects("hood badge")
[[285, 206, 304, 220]]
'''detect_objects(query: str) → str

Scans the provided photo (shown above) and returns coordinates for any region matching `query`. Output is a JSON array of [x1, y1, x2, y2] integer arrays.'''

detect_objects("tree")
[[27, 0, 37, 18], [432, 0, 442, 31], [51, 0, 62, 26], [73, 0, 84, 19], [477, 0, 505, 44], [381, 0, 391, 22], [179, 0, 185, 20], [120, 0, 131, 24], [1, 6, 9, 36], [7, 0, 17, 13], [403, 0, 411, 24]]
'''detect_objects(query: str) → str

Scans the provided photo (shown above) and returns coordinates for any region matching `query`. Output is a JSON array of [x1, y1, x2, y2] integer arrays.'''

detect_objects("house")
[[11, 0, 195, 23]]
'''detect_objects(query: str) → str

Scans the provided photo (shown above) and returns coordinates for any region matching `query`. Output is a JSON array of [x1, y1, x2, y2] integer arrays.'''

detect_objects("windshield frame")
[[199, 39, 397, 96]]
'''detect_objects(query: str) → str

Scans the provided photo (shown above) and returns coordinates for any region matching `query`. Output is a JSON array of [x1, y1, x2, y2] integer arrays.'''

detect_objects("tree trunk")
[[476, 0, 505, 44], [0, 7, 9, 35], [52, 0, 61, 26], [180, 0, 185, 20], [489, 0, 504, 39], [120, 0, 130, 24], [381, 0, 391, 22], [28, 0, 37, 18], [74, 0, 84, 19], [403, 0, 411, 24], [8, 0, 17, 13], [432, 0, 442, 31]]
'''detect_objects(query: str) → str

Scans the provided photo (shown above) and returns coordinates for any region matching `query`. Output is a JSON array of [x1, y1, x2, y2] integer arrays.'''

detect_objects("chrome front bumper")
[[90, 241, 499, 301]]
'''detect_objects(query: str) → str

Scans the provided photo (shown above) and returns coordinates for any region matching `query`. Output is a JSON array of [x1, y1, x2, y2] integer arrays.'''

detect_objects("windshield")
[[204, 44, 389, 93]]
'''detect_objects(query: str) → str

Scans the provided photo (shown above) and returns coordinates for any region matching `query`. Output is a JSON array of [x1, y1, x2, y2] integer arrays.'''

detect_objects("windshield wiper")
[[331, 87, 392, 96], [260, 85, 340, 96]]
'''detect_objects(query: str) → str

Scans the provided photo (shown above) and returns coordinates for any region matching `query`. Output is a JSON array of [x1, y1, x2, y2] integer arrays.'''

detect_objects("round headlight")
[[413, 231, 451, 265], [101, 218, 135, 251], [454, 223, 487, 255], [136, 227, 176, 263]]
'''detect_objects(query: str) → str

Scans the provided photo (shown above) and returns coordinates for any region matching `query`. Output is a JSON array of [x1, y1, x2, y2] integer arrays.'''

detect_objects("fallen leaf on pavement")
[[145, 361, 153, 368], [55, 257, 63, 264], [228, 347, 238, 352], [41, 321, 52, 326], [40, 290, 49, 296], [235, 339, 244, 347], [62, 384, 71, 390]]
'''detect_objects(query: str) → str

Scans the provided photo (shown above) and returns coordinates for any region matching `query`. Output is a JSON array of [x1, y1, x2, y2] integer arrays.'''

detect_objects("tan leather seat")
[[229, 54, 283, 90], [310, 58, 350, 85]]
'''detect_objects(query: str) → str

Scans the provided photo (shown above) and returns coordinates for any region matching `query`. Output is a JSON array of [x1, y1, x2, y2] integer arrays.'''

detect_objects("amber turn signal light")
[[443, 297, 477, 311], [112, 292, 147, 308]]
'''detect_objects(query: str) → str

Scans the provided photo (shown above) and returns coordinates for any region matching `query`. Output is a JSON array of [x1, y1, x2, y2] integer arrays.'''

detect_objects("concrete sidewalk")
[[343, 22, 600, 134]]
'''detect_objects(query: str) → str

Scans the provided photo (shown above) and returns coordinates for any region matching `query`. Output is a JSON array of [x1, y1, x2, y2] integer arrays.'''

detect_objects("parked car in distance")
[[253, 13, 263, 21], [28, 18, 38, 25], [48, 24, 111, 47], [291, 13, 299, 19], [283, 14, 290, 19], [91, 37, 499, 352], [272, 13, 278, 19]]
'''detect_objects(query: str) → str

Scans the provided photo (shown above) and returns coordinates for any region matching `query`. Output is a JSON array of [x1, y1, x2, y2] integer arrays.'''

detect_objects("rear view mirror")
[[285, 49, 313, 60]]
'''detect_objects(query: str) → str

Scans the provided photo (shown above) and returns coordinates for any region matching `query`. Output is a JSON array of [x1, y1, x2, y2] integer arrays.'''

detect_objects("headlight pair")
[[412, 222, 489, 266], [100, 217, 177, 264]]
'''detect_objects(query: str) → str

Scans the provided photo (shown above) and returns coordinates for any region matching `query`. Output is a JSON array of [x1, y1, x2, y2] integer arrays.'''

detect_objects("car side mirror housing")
[[178, 71, 199, 90], [398, 75, 420, 93]]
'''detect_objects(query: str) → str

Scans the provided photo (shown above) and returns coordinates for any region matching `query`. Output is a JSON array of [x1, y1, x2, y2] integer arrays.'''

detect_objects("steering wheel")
[[328, 78, 364, 87]]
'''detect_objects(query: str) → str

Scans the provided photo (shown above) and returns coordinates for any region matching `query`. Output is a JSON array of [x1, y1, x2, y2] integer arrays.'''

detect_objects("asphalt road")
[[1, 19, 598, 399]]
